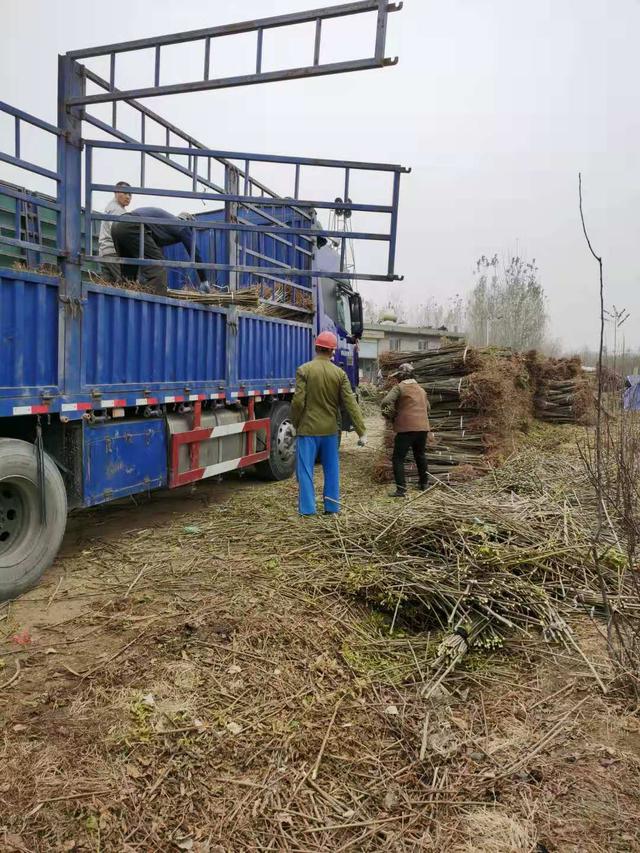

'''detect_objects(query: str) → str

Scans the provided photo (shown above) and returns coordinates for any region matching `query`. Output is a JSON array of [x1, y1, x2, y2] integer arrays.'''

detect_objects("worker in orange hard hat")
[[290, 330, 367, 515]]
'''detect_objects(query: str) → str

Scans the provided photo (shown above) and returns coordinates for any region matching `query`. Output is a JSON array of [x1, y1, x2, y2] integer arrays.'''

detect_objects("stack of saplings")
[[376, 344, 532, 482]]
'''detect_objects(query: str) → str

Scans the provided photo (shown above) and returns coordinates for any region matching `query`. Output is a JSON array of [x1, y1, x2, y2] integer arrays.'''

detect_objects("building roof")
[[363, 322, 465, 339]]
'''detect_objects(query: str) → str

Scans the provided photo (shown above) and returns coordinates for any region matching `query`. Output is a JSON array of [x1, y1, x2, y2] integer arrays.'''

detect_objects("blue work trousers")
[[296, 433, 340, 516]]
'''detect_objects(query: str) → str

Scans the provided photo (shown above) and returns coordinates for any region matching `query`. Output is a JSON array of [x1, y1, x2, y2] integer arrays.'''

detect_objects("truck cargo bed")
[[0, 267, 312, 416]]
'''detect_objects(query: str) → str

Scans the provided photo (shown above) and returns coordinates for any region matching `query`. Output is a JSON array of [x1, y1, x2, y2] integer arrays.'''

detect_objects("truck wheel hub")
[[275, 420, 295, 463], [0, 483, 25, 554]]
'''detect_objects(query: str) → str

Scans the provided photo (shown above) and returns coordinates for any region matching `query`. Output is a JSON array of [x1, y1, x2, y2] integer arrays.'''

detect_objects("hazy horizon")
[[1, 0, 638, 354]]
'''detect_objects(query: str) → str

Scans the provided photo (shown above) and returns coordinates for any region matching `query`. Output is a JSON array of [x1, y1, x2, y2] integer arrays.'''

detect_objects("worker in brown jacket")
[[381, 362, 431, 497]]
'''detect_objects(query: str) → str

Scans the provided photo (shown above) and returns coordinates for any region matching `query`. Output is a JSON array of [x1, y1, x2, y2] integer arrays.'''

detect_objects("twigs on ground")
[[0, 659, 21, 689]]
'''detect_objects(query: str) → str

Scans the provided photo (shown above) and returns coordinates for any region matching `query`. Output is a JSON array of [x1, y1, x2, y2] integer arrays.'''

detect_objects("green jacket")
[[291, 355, 366, 437]]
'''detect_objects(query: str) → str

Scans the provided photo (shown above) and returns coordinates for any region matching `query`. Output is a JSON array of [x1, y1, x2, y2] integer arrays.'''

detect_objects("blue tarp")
[[623, 375, 640, 411]]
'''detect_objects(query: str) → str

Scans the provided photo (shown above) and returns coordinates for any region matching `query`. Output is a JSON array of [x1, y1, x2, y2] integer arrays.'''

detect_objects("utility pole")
[[604, 305, 630, 373]]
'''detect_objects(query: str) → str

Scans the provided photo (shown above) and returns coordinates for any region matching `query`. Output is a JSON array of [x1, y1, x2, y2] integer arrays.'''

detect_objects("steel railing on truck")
[[61, 0, 408, 308], [0, 102, 63, 264], [83, 140, 407, 296], [1, 2, 408, 300]]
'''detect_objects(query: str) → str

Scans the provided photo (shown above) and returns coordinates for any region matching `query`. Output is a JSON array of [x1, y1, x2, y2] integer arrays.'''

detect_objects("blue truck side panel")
[[237, 314, 312, 382], [0, 269, 59, 398], [0, 265, 313, 414], [82, 284, 227, 391], [83, 419, 167, 506], [163, 206, 313, 291]]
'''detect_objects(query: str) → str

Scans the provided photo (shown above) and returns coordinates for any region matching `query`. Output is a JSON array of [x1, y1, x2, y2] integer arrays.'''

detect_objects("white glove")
[[200, 280, 212, 293], [288, 424, 297, 438], [357, 434, 368, 447]]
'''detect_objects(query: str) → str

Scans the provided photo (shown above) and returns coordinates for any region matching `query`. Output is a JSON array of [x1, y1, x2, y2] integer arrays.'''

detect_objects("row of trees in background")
[[363, 253, 639, 372], [466, 254, 547, 349], [363, 253, 549, 351], [577, 348, 640, 376]]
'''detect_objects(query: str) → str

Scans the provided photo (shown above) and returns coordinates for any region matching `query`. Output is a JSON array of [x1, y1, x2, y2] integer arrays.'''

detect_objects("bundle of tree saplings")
[[375, 343, 532, 483], [525, 351, 595, 425], [302, 448, 622, 694], [167, 285, 261, 307]]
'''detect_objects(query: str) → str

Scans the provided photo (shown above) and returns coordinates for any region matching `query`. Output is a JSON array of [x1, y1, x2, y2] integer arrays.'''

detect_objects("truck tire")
[[255, 402, 296, 481], [0, 438, 67, 602]]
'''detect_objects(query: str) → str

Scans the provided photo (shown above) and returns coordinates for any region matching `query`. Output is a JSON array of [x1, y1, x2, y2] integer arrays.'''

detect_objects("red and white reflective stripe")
[[12, 404, 50, 416], [10, 388, 290, 417], [61, 402, 92, 412], [163, 394, 207, 403], [198, 457, 243, 479], [209, 421, 256, 439], [180, 421, 257, 441], [231, 390, 261, 398]]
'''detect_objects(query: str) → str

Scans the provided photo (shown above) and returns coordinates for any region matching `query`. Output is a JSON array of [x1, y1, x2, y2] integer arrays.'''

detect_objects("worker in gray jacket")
[[381, 363, 431, 497], [98, 181, 132, 282]]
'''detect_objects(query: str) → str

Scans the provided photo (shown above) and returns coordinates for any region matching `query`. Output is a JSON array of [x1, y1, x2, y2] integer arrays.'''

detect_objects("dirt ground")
[[1, 418, 639, 852]]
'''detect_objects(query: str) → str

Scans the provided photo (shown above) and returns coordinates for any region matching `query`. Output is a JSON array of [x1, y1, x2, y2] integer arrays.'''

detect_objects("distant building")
[[359, 316, 465, 381]]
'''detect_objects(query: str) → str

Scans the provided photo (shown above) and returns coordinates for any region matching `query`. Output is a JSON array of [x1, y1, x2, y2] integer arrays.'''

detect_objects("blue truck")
[[0, 1, 407, 600]]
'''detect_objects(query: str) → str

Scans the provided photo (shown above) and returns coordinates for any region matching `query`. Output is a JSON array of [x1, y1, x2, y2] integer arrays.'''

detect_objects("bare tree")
[[466, 254, 548, 349], [579, 172, 640, 698], [542, 337, 564, 357], [362, 298, 378, 324], [414, 295, 465, 331]]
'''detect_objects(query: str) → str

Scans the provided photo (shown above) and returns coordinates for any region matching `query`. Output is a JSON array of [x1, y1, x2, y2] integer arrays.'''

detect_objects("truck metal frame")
[[0, 0, 408, 601]]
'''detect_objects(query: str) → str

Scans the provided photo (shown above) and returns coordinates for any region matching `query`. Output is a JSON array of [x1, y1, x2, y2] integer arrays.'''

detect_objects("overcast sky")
[[1, 0, 638, 351]]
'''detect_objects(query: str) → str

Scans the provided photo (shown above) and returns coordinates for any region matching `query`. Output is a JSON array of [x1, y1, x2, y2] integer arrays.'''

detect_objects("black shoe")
[[418, 482, 429, 491], [388, 489, 406, 498]]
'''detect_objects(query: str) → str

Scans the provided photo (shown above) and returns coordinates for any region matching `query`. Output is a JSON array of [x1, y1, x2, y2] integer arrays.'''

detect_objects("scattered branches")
[[579, 172, 640, 699]]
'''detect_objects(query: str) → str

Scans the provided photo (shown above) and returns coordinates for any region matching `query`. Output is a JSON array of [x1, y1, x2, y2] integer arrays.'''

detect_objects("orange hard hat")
[[315, 331, 338, 350]]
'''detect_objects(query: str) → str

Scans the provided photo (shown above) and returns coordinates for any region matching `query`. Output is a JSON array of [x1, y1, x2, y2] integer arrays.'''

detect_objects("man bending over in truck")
[[291, 331, 367, 516], [98, 181, 132, 282], [111, 207, 212, 294]]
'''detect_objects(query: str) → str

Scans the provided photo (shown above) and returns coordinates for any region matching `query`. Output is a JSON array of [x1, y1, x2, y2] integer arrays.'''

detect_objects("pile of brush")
[[526, 352, 595, 425], [302, 446, 621, 694], [375, 344, 532, 483]]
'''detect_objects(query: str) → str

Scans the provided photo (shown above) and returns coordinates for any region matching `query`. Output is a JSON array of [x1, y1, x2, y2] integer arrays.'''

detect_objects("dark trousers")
[[111, 221, 167, 294], [392, 431, 428, 493], [100, 255, 121, 283]]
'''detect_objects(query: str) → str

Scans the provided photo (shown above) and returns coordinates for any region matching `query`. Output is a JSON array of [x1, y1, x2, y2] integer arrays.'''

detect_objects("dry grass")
[[454, 809, 537, 853], [1, 422, 639, 852]]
